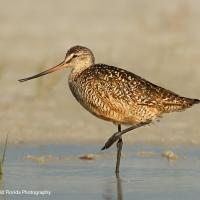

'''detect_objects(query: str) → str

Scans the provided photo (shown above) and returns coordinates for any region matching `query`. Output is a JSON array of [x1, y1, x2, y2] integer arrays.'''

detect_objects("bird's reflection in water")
[[103, 174, 123, 200], [116, 174, 123, 200]]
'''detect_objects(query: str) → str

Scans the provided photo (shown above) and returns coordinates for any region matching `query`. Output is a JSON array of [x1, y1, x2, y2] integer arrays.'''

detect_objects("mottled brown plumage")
[[19, 45, 200, 174], [69, 63, 199, 125]]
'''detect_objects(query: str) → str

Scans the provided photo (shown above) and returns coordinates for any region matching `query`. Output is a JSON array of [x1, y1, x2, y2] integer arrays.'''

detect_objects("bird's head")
[[18, 45, 95, 82]]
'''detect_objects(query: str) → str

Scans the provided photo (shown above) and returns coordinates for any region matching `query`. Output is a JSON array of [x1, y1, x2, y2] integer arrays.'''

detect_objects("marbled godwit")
[[19, 45, 199, 174]]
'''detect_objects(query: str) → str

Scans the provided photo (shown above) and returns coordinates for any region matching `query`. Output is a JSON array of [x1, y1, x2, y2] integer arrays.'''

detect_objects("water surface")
[[1, 144, 200, 199]]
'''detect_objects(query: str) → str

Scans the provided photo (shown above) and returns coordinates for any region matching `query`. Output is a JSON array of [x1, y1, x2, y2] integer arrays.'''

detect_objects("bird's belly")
[[68, 81, 160, 125], [68, 81, 130, 124]]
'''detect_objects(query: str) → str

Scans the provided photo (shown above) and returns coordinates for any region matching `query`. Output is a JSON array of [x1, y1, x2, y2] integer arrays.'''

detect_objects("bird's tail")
[[185, 98, 200, 107], [192, 99, 200, 105], [188, 98, 200, 106], [162, 97, 199, 113]]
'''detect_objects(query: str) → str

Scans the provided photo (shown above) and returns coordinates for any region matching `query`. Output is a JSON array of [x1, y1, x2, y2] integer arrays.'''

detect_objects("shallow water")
[[1, 144, 200, 200], [1, 0, 200, 146]]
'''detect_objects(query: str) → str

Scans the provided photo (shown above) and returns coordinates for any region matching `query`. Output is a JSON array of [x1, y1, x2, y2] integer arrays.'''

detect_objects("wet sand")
[[0, 0, 200, 145]]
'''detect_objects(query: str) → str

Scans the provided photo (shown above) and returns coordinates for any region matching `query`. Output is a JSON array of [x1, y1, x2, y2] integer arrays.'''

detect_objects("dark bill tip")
[[18, 61, 66, 83], [18, 70, 49, 83], [18, 78, 28, 82]]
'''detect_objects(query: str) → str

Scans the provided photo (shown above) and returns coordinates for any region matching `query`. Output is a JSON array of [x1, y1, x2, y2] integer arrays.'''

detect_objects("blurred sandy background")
[[0, 0, 199, 145]]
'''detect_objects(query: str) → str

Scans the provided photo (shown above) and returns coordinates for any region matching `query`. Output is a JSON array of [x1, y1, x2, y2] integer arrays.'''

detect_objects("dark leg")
[[101, 121, 149, 150], [116, 125, 123, 174]]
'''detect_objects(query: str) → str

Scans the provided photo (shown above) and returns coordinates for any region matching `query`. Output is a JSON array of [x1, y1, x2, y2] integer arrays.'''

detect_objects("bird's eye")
[[73, 54, 78, 58]]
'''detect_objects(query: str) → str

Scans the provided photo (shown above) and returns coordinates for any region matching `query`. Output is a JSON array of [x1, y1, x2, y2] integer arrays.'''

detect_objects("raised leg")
[[116, 125, 123, 174], [101, 121, 149, 150]]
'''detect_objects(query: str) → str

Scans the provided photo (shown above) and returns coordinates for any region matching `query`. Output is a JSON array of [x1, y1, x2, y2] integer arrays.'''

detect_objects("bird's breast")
[[68, 71, 122, 123], [68, 71, 98, 112]]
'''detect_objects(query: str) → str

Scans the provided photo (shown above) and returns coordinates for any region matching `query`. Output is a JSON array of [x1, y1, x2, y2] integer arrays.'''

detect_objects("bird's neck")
[[69, 62, 93, 79]]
